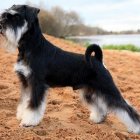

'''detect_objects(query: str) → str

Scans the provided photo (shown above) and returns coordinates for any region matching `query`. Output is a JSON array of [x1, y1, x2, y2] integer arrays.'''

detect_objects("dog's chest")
[[14, 61, 31, 77]]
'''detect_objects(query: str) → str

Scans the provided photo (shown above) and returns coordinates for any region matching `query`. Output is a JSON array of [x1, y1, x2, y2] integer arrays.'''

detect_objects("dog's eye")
[[13, 14, 20, 20], [2, 13, 12, 19]]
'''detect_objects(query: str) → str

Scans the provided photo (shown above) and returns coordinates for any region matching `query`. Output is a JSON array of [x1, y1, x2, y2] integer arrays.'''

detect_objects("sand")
[[0, 35, 140, 140]]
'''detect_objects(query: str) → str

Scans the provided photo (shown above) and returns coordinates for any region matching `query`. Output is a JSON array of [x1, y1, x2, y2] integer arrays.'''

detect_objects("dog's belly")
[[45, 70, 93, 90], [47, 80, 85, 90]]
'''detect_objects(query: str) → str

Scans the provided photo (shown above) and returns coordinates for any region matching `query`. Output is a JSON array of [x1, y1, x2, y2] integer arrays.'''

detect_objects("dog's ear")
[[24, 5, 40, 23]]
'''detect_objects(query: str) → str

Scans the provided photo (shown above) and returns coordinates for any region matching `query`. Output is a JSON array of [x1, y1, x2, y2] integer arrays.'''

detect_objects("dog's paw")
[[16, 113, 22, 121], [89, 112, 106, 124], [16, 104, 24, 121], [127, 124, 140, 134], [19, 108, 42, 127]]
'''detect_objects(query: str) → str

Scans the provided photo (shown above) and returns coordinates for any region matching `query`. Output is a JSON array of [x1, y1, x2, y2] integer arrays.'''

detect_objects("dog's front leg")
[[20, 76, 47, 127], [16, 85, 30, 121], [16, 73, 29, 121]]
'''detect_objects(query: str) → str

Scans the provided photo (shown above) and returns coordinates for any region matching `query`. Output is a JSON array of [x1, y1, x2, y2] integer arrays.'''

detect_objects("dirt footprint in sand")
[[0, 84, 8, 90]]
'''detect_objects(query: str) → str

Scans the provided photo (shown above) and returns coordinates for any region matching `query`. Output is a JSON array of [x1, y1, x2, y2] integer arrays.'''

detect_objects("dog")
[[0, 5, 140, 134]]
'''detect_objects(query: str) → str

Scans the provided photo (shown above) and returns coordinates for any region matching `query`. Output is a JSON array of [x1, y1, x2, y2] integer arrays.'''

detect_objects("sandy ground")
[[0, 35, 140, 140]]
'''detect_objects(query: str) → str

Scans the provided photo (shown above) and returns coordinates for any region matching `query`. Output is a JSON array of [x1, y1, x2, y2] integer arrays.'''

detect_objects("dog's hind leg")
[[81, 88, 108, 123], [110, 98, 140, 134], [100, 84, 140, 134], [20, 76, 47, 127]]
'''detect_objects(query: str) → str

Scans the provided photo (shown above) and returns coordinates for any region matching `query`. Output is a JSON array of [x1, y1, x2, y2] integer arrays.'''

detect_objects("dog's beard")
[[4, 21, 28, 52], [5, 28, 18, 52]]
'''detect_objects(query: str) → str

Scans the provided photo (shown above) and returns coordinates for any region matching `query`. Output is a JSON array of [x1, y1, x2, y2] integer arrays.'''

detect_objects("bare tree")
[[50, 6, 82, 37]]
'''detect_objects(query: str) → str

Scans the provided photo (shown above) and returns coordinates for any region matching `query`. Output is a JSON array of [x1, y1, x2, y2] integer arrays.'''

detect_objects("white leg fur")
[[16, 87, 31, 121], [89, 96, 107, 123], [89, 106, 106, 123], [17, 86, 47, 127], [17, 103, 24, 121], [80, 89, 107, 123], [115, 109, 140, 134], [20, 98, 47, 127]]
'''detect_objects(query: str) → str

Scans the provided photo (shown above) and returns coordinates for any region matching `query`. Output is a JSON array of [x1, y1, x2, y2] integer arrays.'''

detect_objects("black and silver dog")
[[0, 5, 140, 134]]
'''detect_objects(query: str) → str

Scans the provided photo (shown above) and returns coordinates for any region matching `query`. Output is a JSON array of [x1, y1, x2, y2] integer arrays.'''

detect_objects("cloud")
[[0, 0, 139, 31], [71, 0, 140, 31]]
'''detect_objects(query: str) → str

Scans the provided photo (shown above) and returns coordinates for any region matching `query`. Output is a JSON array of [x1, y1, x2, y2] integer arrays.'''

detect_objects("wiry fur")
[[0, 5, 140, 134], [5, 21, 27, 51], [14, 61, 31, 77], [17, 86, 47, 126]]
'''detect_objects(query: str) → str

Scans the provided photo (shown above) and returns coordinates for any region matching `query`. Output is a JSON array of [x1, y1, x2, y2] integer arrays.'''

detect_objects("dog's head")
[[0, 5, 40, 51]]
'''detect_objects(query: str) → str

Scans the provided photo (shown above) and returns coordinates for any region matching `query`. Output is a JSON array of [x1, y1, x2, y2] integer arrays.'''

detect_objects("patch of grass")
[[103, 44, 140, 52], [84, 42, 91, 47]]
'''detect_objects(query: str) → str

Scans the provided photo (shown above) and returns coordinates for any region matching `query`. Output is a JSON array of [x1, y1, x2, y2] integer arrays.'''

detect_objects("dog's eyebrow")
[[7, 10, 18, 15]]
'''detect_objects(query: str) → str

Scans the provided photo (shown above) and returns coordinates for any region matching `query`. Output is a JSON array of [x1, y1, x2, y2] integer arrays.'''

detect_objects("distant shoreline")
[[67, 34, 140, 47]]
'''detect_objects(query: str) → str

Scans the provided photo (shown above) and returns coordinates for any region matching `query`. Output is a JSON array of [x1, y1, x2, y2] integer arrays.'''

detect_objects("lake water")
[[69, 34, 140, 47]]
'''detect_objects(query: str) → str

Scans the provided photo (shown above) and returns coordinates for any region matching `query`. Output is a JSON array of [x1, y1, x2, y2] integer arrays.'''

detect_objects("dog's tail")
[[85, 44, 103, 67]]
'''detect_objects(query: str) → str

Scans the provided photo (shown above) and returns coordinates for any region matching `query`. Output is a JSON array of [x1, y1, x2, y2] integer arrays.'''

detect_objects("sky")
[[0, 0, 140, 32]]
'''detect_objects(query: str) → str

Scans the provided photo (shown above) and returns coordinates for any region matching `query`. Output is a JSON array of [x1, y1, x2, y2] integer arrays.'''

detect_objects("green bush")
[[103, 44, 140, 52]]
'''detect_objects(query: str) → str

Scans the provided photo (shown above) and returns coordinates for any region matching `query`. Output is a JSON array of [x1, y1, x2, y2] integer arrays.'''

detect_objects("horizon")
[[0, 0, 140, 32]]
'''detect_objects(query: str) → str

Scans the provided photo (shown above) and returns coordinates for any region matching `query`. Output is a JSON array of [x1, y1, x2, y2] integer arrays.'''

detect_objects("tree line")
[[33, 2, 140, 38], [38, 6, 108, 38]]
